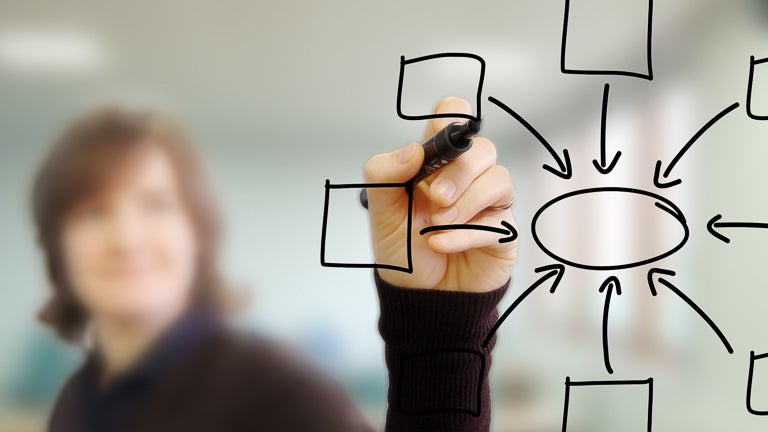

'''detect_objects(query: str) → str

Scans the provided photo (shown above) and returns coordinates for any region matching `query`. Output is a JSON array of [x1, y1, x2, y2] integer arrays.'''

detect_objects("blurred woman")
[[33, 97, 516, 431]]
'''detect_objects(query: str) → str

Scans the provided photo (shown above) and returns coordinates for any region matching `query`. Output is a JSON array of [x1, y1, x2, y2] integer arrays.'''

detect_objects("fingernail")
[[438, 206, 458, 223], [434, 179, 456, 200], [397, 143, 415, 164]]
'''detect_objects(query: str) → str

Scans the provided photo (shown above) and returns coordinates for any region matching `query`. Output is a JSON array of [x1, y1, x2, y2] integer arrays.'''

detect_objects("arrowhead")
[[498, 220, 519, 243], [707, 214, 730, 243], [653, 160, 682, 188], [646, 268, 676, 296], [598, 275, 622, 295], [543, 149, 573, 180], [534, 263, 565, 293], [592, 151, 622, 174]]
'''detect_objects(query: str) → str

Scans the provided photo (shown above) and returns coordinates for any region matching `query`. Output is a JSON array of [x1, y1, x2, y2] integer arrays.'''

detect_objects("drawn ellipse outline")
[[531, 187, 688, 271]]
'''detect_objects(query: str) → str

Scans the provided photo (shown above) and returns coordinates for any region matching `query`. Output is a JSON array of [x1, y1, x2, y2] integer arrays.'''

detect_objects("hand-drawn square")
[[747, 56, 768, 120], [561, 0, 653, 80], [397, 348, 485, 416], [396, 53, 484, 121], [562, 377, 653, 432], [747, 351, 768, 415], [320, 180, 413, 273]]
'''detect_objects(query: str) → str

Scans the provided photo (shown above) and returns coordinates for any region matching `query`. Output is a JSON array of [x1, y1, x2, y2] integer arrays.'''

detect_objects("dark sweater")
[[48, 271, 509, 432]]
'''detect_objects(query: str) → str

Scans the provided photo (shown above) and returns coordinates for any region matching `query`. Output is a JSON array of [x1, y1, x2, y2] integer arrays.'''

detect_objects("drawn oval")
[[531, 187, 689, 270]]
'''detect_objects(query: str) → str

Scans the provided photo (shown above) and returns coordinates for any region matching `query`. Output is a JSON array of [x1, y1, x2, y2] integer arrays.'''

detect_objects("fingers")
[[422, 97, 473, 142], [431, 164, 515, 226], [364, 96, 473, 211], [363, 142, 424, 208], [428, 137, 497, 208], [427, 212, 518, 255]]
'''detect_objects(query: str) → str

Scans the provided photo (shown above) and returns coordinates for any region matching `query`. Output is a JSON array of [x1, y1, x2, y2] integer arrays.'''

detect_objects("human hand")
[[365, 97, 517, 292]]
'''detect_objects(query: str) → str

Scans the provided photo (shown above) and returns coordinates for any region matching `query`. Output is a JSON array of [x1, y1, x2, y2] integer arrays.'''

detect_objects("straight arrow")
[[419, 220, 518, 244], [599, 276, 622, 374], [707, 214, 768, 244], [592, 83, 622, 174]]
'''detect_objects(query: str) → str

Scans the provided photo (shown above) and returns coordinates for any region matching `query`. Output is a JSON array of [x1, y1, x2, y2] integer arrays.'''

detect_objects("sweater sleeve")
[[374, 270, 510, 432]]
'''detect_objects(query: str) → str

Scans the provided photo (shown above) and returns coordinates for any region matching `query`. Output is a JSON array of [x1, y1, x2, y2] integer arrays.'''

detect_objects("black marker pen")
[[360, 118, 482, 209]]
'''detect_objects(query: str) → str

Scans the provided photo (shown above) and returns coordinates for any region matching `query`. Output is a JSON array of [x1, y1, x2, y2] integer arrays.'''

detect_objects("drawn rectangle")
[[561, 0, 653, 80], [747, 351, 768, 415], [320, 180, 413, 273], [397, 348, 485, 416], [562, 377, 653, 432], [747, 56, 768, 120], [397, 53, 484, 121]]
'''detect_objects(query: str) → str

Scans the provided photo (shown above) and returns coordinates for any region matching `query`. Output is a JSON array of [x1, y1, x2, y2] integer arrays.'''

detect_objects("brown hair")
[[32, 103, 229, 343]]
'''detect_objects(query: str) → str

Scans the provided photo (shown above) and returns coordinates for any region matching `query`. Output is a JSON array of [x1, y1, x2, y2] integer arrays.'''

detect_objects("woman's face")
[[61, 143, 199, 325]]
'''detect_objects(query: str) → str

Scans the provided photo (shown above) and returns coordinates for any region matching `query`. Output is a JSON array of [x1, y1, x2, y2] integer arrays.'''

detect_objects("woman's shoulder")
[[206, 326, 326, 387], [200, 327, 373, 430], [47, 360, 91, 431]]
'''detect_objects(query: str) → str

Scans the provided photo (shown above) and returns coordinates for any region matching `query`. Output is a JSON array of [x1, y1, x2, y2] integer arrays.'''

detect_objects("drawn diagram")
[[320, 0, 768, 427], [561, 0, 653, 80], [562, 377, 654, 432], [397, 348, 485, 416], [747, 351, 768, 415], [747, 56, 768, 120], [485, 89, 739, 377], [320, 180, 414, 273], [397, 53, 485, 122]]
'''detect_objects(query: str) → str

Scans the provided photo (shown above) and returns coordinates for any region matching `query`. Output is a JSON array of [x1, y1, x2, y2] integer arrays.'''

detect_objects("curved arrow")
[[654, 102, 740, 188], [707, 214, 768, 244], [647, 268, 733, 354], [599, 276, 622, 374], [482, 264, 565, 347], [488, 96, 572, 179], [592, 83, 622, 174], [419, 220, 518, 243]]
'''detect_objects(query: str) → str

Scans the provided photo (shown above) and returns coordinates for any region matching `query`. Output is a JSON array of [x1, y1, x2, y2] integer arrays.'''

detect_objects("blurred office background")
[[1, 0, 767, 430]]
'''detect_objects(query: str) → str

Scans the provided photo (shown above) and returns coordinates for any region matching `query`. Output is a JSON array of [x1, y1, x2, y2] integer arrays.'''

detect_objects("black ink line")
[[419, 220, 518, 243], [320, 179, 414, 272], [747, 350, 768, 415], [646, 267, 676, 296], [531, 187, 688, 270], [656, 277, 734, 354], [488, 96, 572, 179], [561, 377, 571, 432], [592, 83, 622, 174], [562, 377, 654, 432], [654, 102, 740, 188], [599, 276, 622, 374], [649, 377, 655, 431], [483, 264, 565, 347], [567, 378, 655, 387], [397, 53, 484, 121], [405, 181, 413, 273], [662, 102, 740, 176], [654, 201, 687, 224], [561, 0, 654, 80], [707, 214, 768, 244], [327, 182, 407, 189], [747, 55, 768, 120]]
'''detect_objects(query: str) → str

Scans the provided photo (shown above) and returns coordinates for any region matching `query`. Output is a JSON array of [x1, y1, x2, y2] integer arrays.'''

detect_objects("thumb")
[[363, 141, 424, 208]]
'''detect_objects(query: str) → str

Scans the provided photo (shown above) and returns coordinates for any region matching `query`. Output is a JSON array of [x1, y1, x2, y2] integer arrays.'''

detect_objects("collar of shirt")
[[75, 310, 221, 432]]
